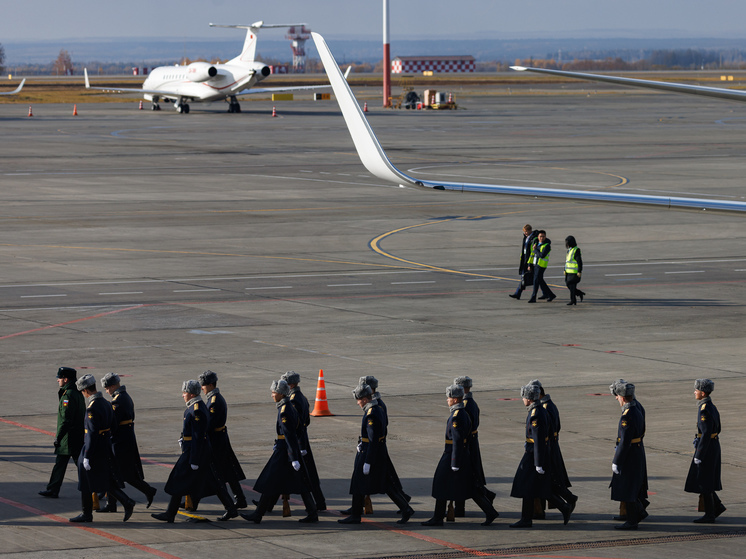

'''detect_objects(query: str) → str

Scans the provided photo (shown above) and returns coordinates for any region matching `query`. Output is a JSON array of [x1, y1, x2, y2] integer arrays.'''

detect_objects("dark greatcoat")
[[288, 387, 321, 491], [349, 400, 389, 495], [463, 393, 487, 486], [432, 403, 474, 500], [205, 387, 246, 483], [685, 396, 722, 494], [77, 392, 122, 494], [541, 394, 571, 489], [164, 396, 219, 498], [109, 386, 145, 483], [253, 397, 310, 496], [610, 400, 647, 502], [375, 395, 406, 493], [56, 380, 85, 457], [511, 402, 552, 499]]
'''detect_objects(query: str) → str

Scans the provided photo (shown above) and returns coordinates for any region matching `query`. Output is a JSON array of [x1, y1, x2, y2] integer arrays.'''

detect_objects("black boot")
[[693, 493, 717, 523], [109, 488, 136, 522]]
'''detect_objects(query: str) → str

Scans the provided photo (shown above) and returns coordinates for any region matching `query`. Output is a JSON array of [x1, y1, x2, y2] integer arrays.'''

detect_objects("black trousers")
[[432, 490, 495, 520], [565, 273, 584, 304], [46, 452, 79, 494], [254, 490, 316, 518], [530, 267, 554, 300]]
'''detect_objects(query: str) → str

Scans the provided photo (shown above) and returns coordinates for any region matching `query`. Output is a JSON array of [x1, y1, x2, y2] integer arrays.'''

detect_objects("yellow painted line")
[[176, 510, 209, 521]]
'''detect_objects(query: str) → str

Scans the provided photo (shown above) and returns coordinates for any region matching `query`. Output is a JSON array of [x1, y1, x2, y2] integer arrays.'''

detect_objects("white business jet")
[[311, 32, 746, 214], [85, 22, 342, 114], [0, 79, 25, 95]]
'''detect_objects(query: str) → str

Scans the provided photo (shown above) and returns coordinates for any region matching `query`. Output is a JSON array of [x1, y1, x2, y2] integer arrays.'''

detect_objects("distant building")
[[392, 55, 475, 74]]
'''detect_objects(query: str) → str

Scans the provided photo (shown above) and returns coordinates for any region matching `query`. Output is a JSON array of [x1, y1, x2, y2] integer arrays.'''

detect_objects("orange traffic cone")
[[271, 106, 277, 117], [28, 105, 33, 117], [448, 93, 453, 103], [363, 102, 368, 112], [310, 369, 334, 417], [73, 104, 78, 116], [138, 100, 143, 110]]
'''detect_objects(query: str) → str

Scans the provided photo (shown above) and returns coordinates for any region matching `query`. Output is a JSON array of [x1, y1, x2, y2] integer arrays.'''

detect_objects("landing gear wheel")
[[183, 104, 190, 114]]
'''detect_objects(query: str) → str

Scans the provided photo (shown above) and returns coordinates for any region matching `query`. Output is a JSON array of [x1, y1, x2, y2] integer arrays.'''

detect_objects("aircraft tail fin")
[[211, 22, 305, 66]]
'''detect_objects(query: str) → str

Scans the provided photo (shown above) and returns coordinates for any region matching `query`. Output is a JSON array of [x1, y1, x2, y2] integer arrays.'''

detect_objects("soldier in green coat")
[[39, 367, 85, 498]]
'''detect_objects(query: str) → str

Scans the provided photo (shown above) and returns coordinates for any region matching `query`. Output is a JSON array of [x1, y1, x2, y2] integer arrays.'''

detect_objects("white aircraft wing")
[[236, 67, 351, 96], [84, 68, 169, 96], [0, 79, 26, 95], [311, 32, 746, 214], [511, 65, 746, 103]]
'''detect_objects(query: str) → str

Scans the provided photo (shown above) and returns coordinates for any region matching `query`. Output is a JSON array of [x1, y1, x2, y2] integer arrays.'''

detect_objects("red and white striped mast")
[[382, 0, 391, 107]]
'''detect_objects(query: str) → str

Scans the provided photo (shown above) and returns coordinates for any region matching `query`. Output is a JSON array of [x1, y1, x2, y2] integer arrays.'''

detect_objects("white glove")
[[363, 463, 371, 475], [301, 449, 308, 456], [451, 466, 459, 472], [612, 463, 620, 475], [356, 442, 362, 453], [292, 461, 301, 471], [178, 438, 183, 449], [694, 458, 702, 465], [83, 458, 91, 471], [190, 464, 199, 471], [535, 466, 545, 474]]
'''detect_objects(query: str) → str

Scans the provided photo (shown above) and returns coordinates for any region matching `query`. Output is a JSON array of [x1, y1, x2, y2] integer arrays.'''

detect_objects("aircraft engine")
[[260, 65, 271, 77], [186, 62, 218, 82]]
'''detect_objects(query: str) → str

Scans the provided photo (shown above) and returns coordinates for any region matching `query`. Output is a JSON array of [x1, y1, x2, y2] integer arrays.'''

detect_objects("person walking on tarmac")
[[510, 224, 538, 300], [528, 230, 556, 303], [39, 367, 85, 499], [564, 236, 585, 305]]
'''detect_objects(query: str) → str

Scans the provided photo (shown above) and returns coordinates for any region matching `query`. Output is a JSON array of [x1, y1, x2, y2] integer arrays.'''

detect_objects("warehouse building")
[[391, 55, 476, 74]]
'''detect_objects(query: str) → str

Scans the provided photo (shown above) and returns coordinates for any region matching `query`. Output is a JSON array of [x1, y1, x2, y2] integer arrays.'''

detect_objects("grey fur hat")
[[695, 378, 714, 394], [453, 376, 472, 388], [353, 383, 373, 400], [609, 379, 627, 396], [359, 376, 378, 391], [282, 371, 301, 385], [182, 380, 201, 396], [529, 379, 542, 387], [76, 374, 96, 392], [446, 384, 465, 399], [520, 383, 541, 401], [271, 379, 290, 396], [199, 370, 218, 386], [101, 372, 120, 388]]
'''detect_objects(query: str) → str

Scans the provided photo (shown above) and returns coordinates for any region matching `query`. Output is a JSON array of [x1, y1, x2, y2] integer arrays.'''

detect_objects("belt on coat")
[[361, 436, 386, 443], [526, 437, 549, 443], [696, 433, 719, 439], [616, 437, 644, 444], [276, 435, 285, 440], [182, 436, 192, 441], [118, 419, 133, 426], [213, 426, 226, 432]]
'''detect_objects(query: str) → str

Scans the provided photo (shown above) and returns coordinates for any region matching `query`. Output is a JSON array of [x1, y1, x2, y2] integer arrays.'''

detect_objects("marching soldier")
[[69, 374, 136, 523], [199, 370, 248, 511], [339, 383, 413, 524], [422, 384, 498, 527], [509, 383, 570, 528], [39, 367, 85, 499], [241, 380, 318, 524], [609, 380, 647, 530], [98, 373, 157, 513], [151, 380, 238, 523], [453, 376, 496, 517], [685, 379, 725, 523]]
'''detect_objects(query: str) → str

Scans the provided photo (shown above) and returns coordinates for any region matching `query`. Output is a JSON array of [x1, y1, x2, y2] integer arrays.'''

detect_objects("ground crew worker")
[[241, 379, 318, 524], [564, 235, 585, 305], [528, 230, 556, 303], [339, 383, 413, 525], [510, 224, 538, 300], [509, 383, 570, 528], [98, 372, 157, 513], [685, 379, 725, 523], [151, 380, 238, 523], [39, 367, 85, 499], [421, 384, 498, 527], [199, 370, 248, 511], [610, 380, 647, 530], [453, 376, 496, 517], [69, 374, 136, 523]]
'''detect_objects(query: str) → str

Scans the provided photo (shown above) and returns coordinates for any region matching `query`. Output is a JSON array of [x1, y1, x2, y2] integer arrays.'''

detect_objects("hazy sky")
[[2, 0, 746, 42]]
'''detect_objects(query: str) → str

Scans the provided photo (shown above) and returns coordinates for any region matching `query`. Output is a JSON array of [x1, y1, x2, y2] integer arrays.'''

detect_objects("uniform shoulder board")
[[112, 394, 119, 401], [367, 408, 373, 416], [453, 410, 459, 417], [700, 403, 706, 411], [211, 395, 217, 404], [543, 403, 548, 408], [530, 408, 536, 417], [87, 401, 94, 409], [290, 394, 296, 400], [281, 404, 286, 413], [622, 409, 629, 416], [194, 403, 199, 410]]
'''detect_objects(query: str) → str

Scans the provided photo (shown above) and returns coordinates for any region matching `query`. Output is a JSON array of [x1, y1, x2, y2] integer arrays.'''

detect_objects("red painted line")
[[0, 496, 183, 559], [0, 304, 145, 341], [0, 417, 54, 436]]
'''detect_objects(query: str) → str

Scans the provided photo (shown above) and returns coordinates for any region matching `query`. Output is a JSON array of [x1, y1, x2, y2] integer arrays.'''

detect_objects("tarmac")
[[0, 86, 745, 558]]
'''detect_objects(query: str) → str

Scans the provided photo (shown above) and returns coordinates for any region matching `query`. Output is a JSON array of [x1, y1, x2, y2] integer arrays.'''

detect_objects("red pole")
[[383, 0, 391, 107]]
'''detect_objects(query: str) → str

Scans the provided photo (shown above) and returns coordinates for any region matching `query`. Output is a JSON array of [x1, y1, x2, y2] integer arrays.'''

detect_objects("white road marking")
[[173, 288, 221, 292], [606, 273, 642, 276], [20, 294, 67, 298], [327, 283, 373, 287], [664, 270, 705, 274], [99, 292, 144, 295], [245, 286, 293, 290], [391, 281, 436, 285]]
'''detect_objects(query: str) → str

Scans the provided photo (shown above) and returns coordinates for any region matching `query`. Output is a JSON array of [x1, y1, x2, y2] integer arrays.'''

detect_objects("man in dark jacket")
[[97, 372, 156, 513], [40, 367, 85, 499], [564, 235, 585, 305], [69, 374, 136, 523], [339, 383, 413, 525], [610, 380, 647, 530], [528, 230, 556, 303], [200, 370, 248, 511], [240, 379, 317, 524], [422, 385, 498, 527], [510, 224, 538, 300], [151, 380, 238, 523], [685, 379, 725, 523], [510, 383, 570, 528]]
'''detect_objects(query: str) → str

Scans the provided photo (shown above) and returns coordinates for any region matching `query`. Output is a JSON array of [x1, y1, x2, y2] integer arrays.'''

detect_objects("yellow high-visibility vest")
[[565, 246, 579, 274]]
